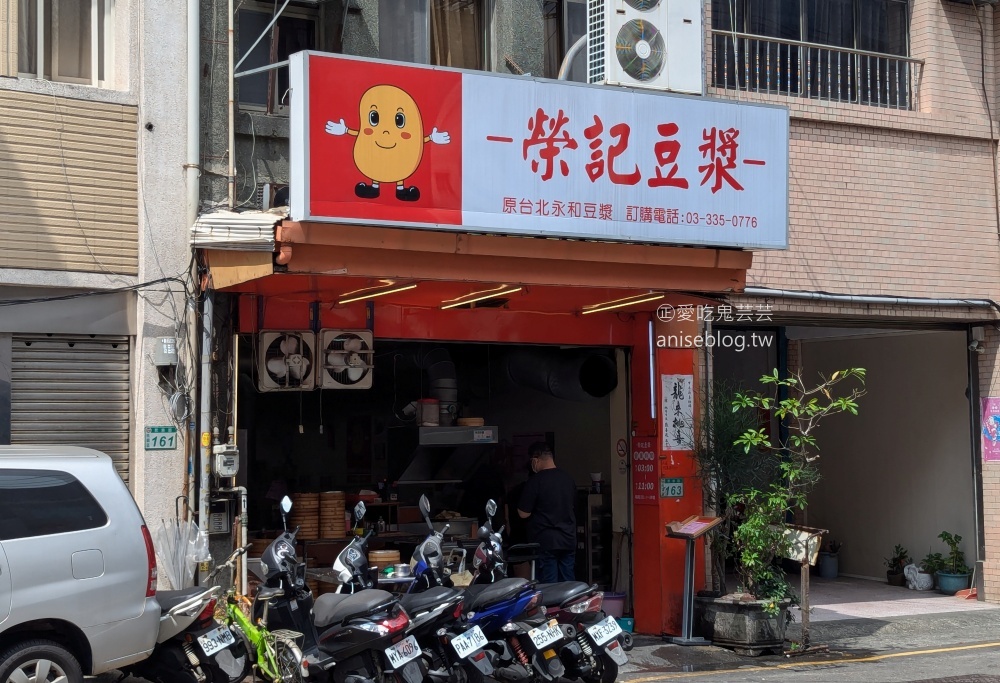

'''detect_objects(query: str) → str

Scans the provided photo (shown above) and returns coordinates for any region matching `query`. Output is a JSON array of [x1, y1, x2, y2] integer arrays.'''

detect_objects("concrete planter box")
[[695, 596, 791, 656]]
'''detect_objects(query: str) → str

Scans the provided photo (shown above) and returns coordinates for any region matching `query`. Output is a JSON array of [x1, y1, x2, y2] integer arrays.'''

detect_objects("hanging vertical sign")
[[982, 397, 1000, 462], [632, 437, 658, 506], [662, 374, 694, 452]]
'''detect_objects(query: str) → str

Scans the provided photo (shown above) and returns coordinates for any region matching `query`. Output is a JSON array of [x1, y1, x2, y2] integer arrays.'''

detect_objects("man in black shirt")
[[517, 442, 577, 583]]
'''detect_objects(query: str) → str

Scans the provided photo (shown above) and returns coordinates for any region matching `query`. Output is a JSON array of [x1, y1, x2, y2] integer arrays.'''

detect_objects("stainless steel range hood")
[[395, 427, 498, 485], [418, 426, 498, 446]]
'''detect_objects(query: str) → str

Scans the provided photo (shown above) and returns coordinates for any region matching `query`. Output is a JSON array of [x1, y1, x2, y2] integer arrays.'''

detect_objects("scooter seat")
[[156, 587, 209, 613], [256, 587, 284, 601], [536, 582, 594, 608], [400, 586, 460, 616], [463, 578, 530, 612], [314, 589, 397, 628]]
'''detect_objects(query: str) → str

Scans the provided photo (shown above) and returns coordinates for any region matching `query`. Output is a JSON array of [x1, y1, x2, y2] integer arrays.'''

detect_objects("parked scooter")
[[257, 496, 427, 683], [334, 497, 494, 683], [122, 561, 253, 683], [469, 499, 631, 683]]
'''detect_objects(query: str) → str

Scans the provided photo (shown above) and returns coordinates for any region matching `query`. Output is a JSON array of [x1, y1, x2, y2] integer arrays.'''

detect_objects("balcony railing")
[[711, 30, 923, 110]]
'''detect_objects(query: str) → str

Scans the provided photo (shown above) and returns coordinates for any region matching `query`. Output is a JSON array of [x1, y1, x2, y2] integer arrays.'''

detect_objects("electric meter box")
[[153, 337, 178, 367], [213, 444, 240, 477]]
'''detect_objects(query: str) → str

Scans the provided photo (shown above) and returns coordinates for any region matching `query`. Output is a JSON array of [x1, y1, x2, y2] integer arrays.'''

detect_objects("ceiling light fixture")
[[338, 283, 417, 305], [440, 284, 511, 306], [338, 279, 396, 299], [440, 287, 523, 310], [581, 292, 664, 315]]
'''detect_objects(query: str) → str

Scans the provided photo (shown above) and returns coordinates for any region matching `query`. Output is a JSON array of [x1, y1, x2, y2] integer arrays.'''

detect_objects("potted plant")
[[884, 544, 910, 587], [935, 531, 972, 595], [695, 367, 866, 656], [817, 539, 841, 579]]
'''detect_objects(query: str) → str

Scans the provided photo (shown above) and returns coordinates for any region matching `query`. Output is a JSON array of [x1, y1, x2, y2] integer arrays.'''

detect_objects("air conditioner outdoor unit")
[[587, 0, 703, 95], [257, 331, 316, 392], [318, 330, 374, 389]]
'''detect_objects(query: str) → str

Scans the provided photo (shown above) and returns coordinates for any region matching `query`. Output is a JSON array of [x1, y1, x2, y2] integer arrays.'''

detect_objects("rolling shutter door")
[[10, 335, 132, 483]]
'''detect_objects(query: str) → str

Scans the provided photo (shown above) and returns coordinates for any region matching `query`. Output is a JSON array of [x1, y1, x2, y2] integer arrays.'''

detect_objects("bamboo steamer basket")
[[319, 491, 346, 539], [368, 549, 400, 569], [289, 493, 320, 540]]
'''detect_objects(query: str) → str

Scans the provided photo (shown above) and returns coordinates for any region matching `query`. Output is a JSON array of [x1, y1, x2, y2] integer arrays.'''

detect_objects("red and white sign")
[[632, 437, 658, 507], [290, 52, 789, 250]]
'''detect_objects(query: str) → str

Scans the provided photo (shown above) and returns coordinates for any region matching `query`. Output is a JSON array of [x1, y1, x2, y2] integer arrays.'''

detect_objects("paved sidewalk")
[[618, 575, 1000, 680]]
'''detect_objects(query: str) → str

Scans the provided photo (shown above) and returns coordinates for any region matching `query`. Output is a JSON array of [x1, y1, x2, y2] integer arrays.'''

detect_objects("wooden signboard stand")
[[665, 515, 723, 646]]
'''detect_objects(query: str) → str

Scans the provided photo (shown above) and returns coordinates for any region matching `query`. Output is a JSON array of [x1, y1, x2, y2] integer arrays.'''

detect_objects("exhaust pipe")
[[503, 349, 618, 401]]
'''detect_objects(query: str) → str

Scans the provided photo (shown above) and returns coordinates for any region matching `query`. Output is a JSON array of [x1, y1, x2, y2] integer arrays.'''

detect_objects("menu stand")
[[665, 515, 724, 646]]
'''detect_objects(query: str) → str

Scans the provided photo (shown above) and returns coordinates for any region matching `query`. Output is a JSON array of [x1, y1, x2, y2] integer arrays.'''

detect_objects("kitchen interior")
[[237, 337, 631, 607]]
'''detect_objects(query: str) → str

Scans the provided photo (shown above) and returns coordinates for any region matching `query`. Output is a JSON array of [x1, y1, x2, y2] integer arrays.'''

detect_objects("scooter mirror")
[[354, 501, 366, 523], [485, 499, 497, 517], [280, 495, 292, 531], [419, 494, 435, 530]]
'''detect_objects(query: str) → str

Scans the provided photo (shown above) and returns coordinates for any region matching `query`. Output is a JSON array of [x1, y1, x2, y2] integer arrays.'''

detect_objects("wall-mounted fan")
[[319, 330, 374, 389], [257, 331, 316, 391]]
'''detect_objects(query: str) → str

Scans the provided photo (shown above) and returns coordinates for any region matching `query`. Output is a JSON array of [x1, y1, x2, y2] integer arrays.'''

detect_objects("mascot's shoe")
[[396, 186, 420, 202], [355, 183, 380, 199]]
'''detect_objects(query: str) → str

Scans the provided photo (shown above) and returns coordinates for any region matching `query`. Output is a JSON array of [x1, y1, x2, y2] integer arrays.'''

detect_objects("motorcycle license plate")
[[527, 621, 562, 650], [197, 625, 236, 657], [385, 635, 422, 669], [451, 626, 488, 659], [586, 616, 623, 647]]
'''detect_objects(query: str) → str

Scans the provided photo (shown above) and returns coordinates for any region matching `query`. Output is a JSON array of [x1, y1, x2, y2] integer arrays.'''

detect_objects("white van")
[[0, 446, 161, 683]]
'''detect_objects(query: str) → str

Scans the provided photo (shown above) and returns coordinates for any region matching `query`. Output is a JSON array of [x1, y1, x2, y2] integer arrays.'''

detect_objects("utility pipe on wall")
[[186, 0, 202, 532], [186, 0, 200, 226], [228, 0, 235, 209], [743, 287, 1000, 314], [557, 35, 586, 81], [199, 292, 214, 543]]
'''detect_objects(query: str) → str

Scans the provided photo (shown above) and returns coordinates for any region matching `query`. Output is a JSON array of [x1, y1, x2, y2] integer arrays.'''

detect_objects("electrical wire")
[[0, 276, 190, 307]]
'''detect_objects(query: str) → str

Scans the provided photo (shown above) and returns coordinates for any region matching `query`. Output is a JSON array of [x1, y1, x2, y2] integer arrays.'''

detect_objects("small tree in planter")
[[691, 380, 779, 596], [697, 367, 866, 656], [936, 531, 973, 595]]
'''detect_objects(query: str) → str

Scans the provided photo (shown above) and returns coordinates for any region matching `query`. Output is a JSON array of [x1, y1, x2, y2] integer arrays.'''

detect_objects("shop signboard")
[[289, 52, 789, 250], [632, 437, 658, 506]]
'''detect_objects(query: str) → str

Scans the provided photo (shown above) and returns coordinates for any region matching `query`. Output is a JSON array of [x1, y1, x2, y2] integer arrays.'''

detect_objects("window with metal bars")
[[711, 0, 914, 109]]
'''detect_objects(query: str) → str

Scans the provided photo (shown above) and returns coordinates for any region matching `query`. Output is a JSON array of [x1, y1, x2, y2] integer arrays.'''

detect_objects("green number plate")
[[145, 426, 178, 450], [660, 478, 684, 498]]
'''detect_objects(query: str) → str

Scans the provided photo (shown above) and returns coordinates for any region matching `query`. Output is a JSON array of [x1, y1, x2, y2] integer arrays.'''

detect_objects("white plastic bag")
[[904, 563, 934, 591]]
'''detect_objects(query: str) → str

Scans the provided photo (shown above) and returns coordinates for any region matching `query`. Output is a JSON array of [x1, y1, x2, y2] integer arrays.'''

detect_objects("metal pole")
[[800, 560, 810, 649], [682, 539, 694, 640]]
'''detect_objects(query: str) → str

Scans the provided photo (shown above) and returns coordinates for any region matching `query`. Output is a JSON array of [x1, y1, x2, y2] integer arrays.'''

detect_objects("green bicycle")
[[208, 545, 305, 683]]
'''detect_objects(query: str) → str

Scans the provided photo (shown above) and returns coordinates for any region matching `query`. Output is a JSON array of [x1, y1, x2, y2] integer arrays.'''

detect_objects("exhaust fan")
[[257, 331, 316, 391], [587, 0, 704, 94], [319, 330, 374, 389]]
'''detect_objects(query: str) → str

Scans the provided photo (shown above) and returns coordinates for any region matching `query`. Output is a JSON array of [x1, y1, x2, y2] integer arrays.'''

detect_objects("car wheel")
[[0, 640, 84, 683]]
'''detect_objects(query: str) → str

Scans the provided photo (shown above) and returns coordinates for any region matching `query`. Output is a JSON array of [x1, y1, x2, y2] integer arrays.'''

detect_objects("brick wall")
[[709, 1, 1000, 600], [708, 0, 1000, 303]]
